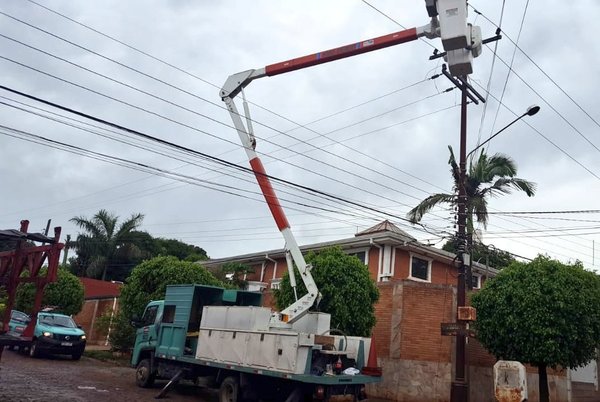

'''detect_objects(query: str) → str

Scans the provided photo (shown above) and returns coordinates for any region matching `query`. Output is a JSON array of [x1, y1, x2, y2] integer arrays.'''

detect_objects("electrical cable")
[[469, 3, 600, 135], [0, 84, 448, 237], [484, 0, 529, 153]]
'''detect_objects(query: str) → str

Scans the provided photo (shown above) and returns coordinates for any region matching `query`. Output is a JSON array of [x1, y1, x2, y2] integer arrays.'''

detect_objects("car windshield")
[[39, 315, 77, 328]]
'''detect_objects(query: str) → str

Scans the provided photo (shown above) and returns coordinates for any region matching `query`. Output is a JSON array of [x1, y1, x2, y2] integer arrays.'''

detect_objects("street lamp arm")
[[466, 105, 540, 160]]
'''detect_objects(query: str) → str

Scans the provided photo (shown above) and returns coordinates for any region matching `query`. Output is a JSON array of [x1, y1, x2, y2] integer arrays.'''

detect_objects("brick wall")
[[399, 281, 454, 362], [73, 298, 119, 344]]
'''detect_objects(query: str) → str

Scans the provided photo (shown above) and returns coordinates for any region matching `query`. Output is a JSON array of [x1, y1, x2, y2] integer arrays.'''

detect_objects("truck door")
[[137, 304, 161, 344]]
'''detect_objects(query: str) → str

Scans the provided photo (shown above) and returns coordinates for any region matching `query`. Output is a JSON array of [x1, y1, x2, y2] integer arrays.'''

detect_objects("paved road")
[[0, 348, 217, 402]]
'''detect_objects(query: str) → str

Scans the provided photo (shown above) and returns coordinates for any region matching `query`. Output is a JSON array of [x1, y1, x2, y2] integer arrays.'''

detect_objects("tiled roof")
[[79, 277, 122, 300], [355, 220, 416, 240]]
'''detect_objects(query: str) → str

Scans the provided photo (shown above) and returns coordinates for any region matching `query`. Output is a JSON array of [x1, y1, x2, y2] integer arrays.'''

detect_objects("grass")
[[84, 349, 131, 366]]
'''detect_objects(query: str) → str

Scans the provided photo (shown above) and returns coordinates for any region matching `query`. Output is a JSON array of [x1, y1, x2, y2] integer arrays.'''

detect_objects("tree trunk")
[[538, 363, 549, 402]]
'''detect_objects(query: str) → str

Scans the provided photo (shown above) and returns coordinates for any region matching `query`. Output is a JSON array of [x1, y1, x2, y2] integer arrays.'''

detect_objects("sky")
[[0, 0, 599, 271]]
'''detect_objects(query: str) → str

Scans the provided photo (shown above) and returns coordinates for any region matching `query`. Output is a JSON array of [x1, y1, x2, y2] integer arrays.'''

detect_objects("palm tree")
[[70, 209, 144, 280], [407, 146, 536, 235]]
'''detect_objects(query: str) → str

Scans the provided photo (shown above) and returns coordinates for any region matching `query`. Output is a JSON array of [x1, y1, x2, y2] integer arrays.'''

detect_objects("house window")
[[347, 250, 367, 264], [471, 273, 481, 289], [409, 255, 431, 282]]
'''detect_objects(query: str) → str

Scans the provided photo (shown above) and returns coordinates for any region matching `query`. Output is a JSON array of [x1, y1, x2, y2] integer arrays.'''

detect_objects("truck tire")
[[29, 340, 39, 358], [219, 376, 239, 402], [135, 358, 156, 388]]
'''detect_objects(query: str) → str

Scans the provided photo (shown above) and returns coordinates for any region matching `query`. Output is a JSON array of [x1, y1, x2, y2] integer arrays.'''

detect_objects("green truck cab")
[[131, 285, 380, 402]]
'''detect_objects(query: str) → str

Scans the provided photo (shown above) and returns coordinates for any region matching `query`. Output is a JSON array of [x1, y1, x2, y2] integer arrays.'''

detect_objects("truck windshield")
[[39, 315, 77, 328]]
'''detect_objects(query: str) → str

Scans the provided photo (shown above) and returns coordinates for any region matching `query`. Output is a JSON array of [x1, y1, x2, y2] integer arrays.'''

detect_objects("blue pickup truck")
[[6, 310, 86, 360]]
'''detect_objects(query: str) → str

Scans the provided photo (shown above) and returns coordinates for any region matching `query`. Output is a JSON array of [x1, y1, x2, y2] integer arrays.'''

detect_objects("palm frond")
[[483, 154, 518, 181], [482, 177, 536, 198], [407, 193, 454, 223], [115, 213, 145, 241], [447, 146, 460, 189], [95, 209, 117, 238], [470, 196, 489, 228], [69, 216, 103, 238]]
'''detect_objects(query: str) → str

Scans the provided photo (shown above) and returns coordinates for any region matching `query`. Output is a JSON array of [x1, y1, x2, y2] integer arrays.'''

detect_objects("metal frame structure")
[[0, 220, 64, 360]]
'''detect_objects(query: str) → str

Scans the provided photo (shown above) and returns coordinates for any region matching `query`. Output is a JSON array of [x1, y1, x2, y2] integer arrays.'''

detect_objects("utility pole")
[[451, 78, 470, 402]]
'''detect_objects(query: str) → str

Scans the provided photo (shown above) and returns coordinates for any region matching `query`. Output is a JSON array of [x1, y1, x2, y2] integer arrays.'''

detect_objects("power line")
[[470, 78, 600, 181], [489, 209, 600, 215], [0, 84, 448, 237], [484, 0, 529, 152], [11, 1, 596, 263], [469, 3, 600, 135]]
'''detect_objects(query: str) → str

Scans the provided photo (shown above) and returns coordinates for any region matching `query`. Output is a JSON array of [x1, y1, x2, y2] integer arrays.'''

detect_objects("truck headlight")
[[42, 331, 53, 338], [81, 335, 86, 340]]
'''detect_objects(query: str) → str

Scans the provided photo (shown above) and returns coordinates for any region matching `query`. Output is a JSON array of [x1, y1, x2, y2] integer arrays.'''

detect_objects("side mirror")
[[130, 314, 142, 328], [77, 325, 83, 329]]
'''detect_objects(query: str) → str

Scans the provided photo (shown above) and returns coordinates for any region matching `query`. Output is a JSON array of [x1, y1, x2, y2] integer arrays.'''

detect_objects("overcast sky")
[[0, 0, 599, 271]]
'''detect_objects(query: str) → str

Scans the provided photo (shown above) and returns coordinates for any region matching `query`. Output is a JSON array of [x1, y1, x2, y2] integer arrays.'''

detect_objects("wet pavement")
[[0, 348, 216, 402]]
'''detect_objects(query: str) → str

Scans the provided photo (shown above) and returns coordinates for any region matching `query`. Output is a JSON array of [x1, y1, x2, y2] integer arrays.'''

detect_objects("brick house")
[[204, 220, 597, 401], [73, 278, 121, 345]]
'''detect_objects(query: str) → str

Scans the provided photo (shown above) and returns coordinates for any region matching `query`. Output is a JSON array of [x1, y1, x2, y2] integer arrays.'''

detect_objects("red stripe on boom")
[[249, 157, 290, 231], [265, 28, 418, 76]]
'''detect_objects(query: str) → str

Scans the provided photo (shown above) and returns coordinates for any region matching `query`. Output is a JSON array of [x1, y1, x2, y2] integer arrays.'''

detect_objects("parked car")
[[29, 312, 87, 360], [7, 310, 31, 336]]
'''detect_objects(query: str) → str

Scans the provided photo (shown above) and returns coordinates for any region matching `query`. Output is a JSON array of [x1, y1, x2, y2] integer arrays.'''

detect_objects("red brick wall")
[[398, 281, 454, 362], [367, 246, 380, 281], [372, 283, 393, 358], [73, 298, 119, 344], [393, 249, 410, 280]]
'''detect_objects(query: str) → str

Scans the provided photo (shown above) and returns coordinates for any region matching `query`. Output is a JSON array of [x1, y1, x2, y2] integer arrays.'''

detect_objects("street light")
[[466, 105, 541, 160], [451, 102, 540, 402]]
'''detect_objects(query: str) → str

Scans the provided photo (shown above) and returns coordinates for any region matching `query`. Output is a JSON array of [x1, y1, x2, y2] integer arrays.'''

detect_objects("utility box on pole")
[[494, 360, 528, 402]]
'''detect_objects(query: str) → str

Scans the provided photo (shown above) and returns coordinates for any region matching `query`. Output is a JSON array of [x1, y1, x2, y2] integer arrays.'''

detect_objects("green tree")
[[407, 146, 536, 235], [70, 209, 144, 281], [472, 256, 600, 402], [154, 237, 208, 262], [209, 262, 254, 289], [15, 267, 84, 316], [109, 256, 223, 350], [274, 247, 379, 337]]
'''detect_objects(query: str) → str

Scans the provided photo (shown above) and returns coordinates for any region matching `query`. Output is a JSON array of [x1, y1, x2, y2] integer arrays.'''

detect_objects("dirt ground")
[[0, 348, 217, 402]]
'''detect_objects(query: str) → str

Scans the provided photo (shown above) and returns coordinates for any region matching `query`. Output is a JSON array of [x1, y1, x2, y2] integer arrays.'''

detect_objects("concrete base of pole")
[[451, 381, 469, 402]]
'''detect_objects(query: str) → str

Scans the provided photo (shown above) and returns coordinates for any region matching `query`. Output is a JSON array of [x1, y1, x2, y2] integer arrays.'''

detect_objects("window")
[[471, 274, 481, 289], [347, 251, 367, 264], [162, 305, 176, 323], [409, 255, 431, 282], [141, 305, 158, 326], [271, 278, 282, 290]]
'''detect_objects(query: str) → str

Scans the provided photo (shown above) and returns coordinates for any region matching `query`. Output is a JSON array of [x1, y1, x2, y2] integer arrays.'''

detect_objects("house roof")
[[202, 220, 498, 276], [355, 220, 415, 241], [79, 277, 122, 300]]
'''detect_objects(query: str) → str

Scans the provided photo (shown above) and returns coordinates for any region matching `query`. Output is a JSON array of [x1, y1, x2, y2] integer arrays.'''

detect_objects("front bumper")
[[37, 336, 86, 354]]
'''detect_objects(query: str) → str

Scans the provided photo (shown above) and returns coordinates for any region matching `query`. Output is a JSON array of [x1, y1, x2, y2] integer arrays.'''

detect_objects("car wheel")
[[135, 358, 156, 388], [219, 376, 239, 402], [72, 350, 83, 360], [29, 340, 39, 358]]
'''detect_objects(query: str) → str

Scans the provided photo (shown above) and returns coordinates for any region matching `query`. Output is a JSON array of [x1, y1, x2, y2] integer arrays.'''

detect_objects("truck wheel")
[[29, 340, 39, 358], [135, 358, 156, 388], [219, 376, 239, 402]]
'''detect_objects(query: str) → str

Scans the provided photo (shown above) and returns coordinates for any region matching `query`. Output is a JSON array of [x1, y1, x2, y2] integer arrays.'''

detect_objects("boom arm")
[[221, 2, 480, 326], [221, 24, 434, 326]]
